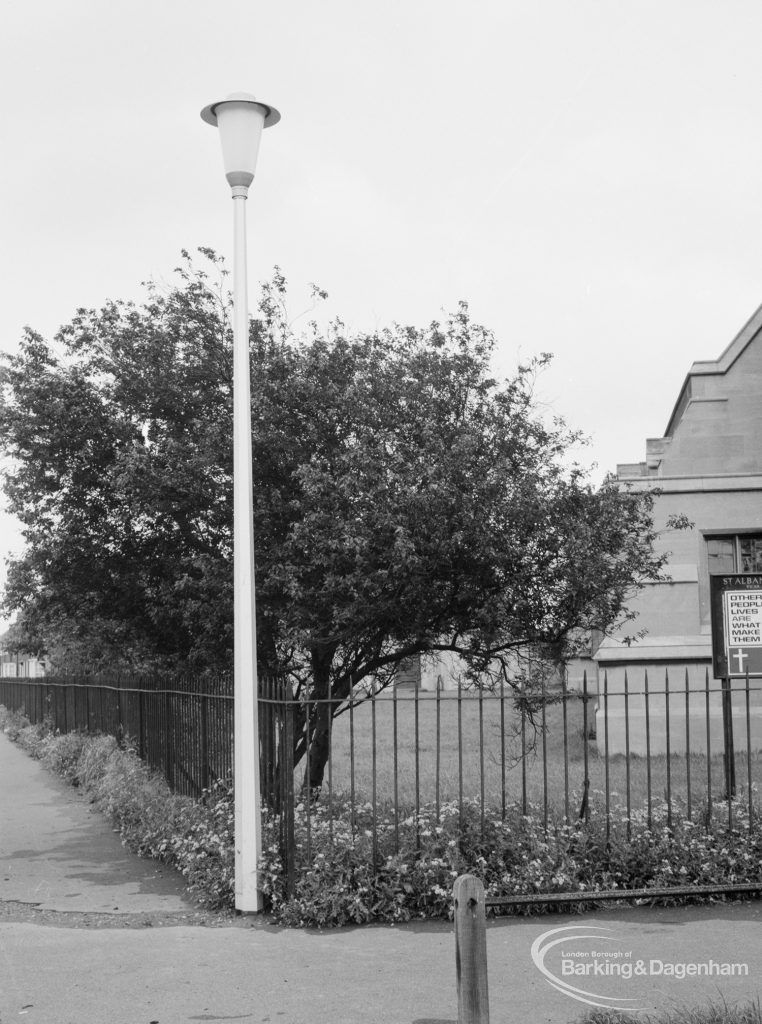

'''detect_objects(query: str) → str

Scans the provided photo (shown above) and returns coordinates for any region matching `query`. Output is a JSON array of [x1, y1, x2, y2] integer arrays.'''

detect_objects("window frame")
[[700, 529, 762, 627]]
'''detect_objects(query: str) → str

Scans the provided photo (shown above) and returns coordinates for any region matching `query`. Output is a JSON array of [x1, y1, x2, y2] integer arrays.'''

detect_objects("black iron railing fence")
[[2, 668, 762, 881], [0, 673, 235, 796]]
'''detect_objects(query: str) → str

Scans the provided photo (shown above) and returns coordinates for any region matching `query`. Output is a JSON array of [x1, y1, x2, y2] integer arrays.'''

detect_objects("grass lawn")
[[321, 690, 761, 823]]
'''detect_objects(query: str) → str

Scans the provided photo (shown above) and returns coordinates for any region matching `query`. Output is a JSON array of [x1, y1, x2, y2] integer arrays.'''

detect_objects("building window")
[[707, 534, 762, 574]]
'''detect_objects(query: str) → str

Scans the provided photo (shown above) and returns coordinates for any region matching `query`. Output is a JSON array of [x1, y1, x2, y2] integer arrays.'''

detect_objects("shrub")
[[1, 706, 32, 741], [74, 734, 122, 789], [40, 730, 89, 783], [169, 781, 235, 908]]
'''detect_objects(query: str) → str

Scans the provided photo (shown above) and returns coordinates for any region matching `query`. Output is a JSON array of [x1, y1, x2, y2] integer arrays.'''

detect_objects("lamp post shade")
[[200, 92, 281, 189]]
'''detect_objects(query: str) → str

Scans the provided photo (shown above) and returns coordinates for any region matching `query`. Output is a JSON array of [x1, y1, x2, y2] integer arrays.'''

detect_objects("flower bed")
[[259, 796, 762, 926]]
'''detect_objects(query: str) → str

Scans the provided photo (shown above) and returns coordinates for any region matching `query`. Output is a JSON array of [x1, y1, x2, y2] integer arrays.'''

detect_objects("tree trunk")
[[302, 646, 336, 798], [304, 701, 331, 797]]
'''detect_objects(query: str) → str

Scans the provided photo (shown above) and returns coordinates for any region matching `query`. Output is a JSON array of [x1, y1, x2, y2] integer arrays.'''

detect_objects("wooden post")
[[454, 875, 490, 1024]]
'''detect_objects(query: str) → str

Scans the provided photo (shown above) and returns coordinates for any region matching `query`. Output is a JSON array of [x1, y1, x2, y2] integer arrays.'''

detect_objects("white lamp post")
[[201, 92, 280, 912]]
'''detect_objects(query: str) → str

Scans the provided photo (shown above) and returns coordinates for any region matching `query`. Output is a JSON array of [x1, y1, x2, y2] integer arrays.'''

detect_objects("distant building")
[[394, 656, 423, 690], [393, 648, 571, 693], [595, 304, 762, 752], [0, 631, 46, 678]]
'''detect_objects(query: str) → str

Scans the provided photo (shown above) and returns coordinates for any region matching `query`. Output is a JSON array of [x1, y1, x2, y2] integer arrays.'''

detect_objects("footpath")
[[1, 732, 762, 1024]]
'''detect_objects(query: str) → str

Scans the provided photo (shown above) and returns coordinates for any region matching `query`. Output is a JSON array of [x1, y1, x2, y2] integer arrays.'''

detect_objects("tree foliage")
[[1, 250, 669, 781]]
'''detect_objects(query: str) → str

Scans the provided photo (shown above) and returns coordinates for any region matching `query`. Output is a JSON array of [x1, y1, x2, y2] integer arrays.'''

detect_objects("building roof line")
[[664, 301, 762, 437]]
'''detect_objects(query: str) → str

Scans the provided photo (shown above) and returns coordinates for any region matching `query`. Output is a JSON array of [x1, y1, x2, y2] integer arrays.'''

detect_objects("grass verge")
[[577, 999, 762, 1023]]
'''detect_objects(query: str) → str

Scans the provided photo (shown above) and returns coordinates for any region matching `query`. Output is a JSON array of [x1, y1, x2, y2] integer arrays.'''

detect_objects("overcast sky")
[[3, 0, 762, 625]]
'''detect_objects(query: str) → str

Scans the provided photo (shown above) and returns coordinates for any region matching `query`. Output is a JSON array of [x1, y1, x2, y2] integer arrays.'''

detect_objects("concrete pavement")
[[0, 730, 191, 917], [2, 732, 762, 1023]]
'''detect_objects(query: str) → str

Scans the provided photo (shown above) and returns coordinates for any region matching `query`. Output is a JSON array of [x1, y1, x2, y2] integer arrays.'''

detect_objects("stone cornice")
[[617, 475, 762, 493]]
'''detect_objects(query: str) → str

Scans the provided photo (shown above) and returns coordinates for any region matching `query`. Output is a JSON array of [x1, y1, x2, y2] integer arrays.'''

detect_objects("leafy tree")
[[0, 250, 669, 789], [1, 251, 235, 670]]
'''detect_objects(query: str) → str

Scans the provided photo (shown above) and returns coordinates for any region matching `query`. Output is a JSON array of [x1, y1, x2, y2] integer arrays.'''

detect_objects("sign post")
[[709, 573, 762, 799]]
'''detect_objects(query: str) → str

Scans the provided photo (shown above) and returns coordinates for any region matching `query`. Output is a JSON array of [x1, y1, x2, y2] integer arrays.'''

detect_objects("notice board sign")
[[710, 573, 762, 678]]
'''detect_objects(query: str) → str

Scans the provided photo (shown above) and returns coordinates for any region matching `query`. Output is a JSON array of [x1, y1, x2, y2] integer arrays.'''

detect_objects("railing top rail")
[[486, 881, 762, 906], [5, 673, 762, 706]]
